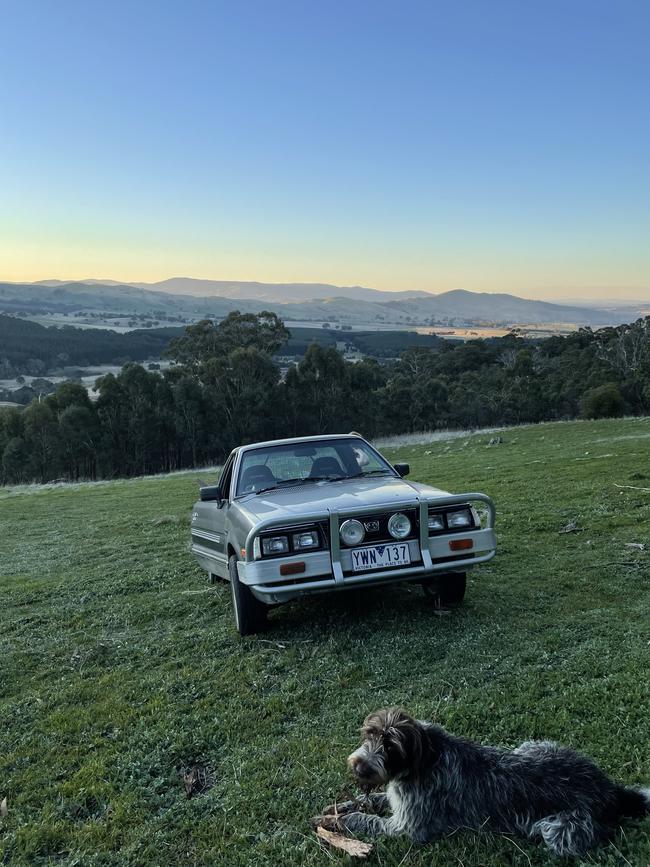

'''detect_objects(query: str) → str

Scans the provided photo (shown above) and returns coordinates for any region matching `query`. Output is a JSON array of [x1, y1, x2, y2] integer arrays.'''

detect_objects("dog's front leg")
[[321, 791, 389, 817], [319, 811, 392, 839]]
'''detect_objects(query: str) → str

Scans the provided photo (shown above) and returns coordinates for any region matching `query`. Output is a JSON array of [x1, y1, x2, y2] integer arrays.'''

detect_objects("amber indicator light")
[[449, 539, 473, 551], [280, 561, 306, 576]]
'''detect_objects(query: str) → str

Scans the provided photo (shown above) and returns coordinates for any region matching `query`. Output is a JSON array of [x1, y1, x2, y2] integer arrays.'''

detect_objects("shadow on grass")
[[261, 579, 476, 642]]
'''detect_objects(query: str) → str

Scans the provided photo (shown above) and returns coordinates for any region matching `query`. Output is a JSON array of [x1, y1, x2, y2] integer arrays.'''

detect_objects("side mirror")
[[199, 485, 222, 502], [394, 463, 410, 478]]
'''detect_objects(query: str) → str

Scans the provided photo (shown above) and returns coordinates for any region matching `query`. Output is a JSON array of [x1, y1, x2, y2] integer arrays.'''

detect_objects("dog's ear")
[[383, 708, 423, 764], [364, 707, 431, 777]]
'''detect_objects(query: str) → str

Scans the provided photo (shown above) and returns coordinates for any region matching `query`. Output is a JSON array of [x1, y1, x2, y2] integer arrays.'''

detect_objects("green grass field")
[[2, 418, 650, 866]]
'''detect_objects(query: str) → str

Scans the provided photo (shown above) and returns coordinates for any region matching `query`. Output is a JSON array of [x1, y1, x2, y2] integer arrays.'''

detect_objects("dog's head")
[[347, 707, 430, 788]]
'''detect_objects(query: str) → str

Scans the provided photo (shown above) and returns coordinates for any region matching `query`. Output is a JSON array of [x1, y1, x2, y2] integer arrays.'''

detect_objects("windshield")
[[235, 438, 395, 495]]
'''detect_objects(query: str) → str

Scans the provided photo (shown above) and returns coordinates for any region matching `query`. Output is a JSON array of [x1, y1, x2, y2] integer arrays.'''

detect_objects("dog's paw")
[[311, 814, 342, 832]]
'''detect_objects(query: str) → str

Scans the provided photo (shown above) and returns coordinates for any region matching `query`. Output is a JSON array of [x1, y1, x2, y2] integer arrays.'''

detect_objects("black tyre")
[[422, 571, 467, 607], [228, 555, 268, 636]]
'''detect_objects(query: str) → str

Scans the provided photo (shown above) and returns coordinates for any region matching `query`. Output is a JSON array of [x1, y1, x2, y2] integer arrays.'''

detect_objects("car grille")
[[339, 508, 419, 546]]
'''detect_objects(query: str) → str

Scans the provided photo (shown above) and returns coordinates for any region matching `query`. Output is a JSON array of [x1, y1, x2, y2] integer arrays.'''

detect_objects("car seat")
[[240, 464, 276, 492], [309, 456, 344, 478]]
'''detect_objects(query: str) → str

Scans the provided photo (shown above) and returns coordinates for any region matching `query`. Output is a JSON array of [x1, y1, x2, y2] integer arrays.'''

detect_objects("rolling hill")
[[0, 279, 637, 328], [133, 277, 432, 304]]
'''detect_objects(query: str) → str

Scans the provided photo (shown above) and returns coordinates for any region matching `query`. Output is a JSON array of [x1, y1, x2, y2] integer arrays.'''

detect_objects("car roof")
[[236, 434, 366, 454]]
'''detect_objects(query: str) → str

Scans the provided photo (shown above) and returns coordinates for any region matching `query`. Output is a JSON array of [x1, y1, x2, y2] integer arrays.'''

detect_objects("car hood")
[[235, 476, 452, 523]]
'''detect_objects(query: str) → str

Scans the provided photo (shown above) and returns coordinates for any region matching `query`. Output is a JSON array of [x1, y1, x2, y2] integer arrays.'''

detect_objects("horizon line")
[[3, 275, 650, 301]]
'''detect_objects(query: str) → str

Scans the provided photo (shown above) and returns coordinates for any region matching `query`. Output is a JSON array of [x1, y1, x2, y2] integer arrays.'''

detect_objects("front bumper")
[[239, 493, 496, 604]]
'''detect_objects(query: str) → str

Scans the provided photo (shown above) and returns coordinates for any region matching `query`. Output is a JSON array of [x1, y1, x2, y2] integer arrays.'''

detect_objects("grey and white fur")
[[314, 707, 650, 857]]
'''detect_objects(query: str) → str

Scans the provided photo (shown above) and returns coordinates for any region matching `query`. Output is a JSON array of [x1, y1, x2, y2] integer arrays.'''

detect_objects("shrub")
[[580, 382, 625, 419]]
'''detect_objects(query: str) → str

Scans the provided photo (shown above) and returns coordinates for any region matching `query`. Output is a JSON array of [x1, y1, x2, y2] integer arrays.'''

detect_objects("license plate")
[[350, 543, 411, 571]]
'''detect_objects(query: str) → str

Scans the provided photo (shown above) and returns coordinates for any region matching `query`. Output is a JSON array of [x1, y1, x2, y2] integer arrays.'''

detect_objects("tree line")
[[0, 314, 176, 378], [1, 311, 648, 484]]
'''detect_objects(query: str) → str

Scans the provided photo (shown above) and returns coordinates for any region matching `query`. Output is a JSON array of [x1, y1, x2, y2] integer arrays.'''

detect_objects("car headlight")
[[340, 519, 365, 546], [388, 512, 411, 539], [447, 508, 473, 529], [428, 513, 445, 531], [293, 530, 319, 550], [261, 535, 289, 555]]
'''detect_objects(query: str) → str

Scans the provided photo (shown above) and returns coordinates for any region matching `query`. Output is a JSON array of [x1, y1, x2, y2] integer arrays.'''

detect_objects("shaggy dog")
[[314, 708, 650, 856]]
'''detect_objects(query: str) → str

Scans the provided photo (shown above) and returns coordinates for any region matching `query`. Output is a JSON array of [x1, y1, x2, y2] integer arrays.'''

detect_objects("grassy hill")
[[1, 418, 649, 865]]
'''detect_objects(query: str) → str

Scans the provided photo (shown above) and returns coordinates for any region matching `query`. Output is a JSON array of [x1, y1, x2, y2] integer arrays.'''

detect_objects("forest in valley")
[[0, 314, 178, 377], [1, 311, 648, 484], [0, 313, 445, 389]]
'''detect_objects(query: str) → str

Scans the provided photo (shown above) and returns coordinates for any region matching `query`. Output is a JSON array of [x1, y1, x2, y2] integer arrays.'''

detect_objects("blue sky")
[[1, 0, 649, 299]]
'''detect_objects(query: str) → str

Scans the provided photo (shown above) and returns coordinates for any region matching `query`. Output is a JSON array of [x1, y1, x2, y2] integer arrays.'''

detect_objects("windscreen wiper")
[[343, 469, 394, 480], [254, 475, 343, 495]]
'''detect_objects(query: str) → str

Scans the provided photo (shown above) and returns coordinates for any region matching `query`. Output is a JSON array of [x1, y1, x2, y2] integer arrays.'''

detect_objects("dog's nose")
[[347, 755, 369, 777]]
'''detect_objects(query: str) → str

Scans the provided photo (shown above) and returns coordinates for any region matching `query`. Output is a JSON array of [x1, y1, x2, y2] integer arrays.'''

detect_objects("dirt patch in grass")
[[181, 763, 214, 798]]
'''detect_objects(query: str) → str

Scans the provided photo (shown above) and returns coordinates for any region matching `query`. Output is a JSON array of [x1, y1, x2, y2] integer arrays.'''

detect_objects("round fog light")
[[388, 512, 411, 539], [340, 519, 365, 546]]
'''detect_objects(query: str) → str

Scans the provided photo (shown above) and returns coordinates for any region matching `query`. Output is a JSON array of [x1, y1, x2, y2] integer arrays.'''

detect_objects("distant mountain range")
[[31, 277, 433, 304], [0, 278, 643, 328]]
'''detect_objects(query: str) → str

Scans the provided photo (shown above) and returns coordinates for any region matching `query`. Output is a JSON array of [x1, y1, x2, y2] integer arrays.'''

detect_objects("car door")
[[211, 453, 235, 559]]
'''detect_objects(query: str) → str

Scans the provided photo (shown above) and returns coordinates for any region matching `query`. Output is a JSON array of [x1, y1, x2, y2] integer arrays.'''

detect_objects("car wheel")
[[422, 571, 467, 607], [228, 555, 268, 636]]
